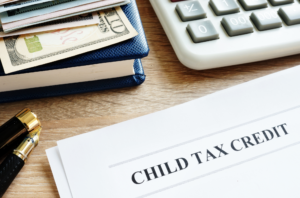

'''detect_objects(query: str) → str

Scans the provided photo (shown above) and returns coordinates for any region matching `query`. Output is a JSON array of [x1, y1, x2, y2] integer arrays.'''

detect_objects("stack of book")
[[0, 0, 149, 103]]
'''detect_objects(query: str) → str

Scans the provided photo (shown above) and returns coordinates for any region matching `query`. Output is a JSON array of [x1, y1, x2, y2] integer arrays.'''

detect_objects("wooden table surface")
[[1, 0, 300, 197]]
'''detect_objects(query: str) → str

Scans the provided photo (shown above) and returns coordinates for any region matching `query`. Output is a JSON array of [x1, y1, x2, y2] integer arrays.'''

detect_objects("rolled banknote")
[[0, 0, 54, 13], [0, 7, 138, 74], [1, 0, 129, 33], [0, 12, 99, 37]]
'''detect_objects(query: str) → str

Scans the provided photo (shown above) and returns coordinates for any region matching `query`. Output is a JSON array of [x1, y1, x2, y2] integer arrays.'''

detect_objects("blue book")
[[0, 0, 149, 103]]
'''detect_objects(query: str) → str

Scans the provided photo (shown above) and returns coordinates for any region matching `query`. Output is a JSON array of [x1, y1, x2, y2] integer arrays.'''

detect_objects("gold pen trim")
[[13, 127, 41, 162], [16, 108, 41, 131]]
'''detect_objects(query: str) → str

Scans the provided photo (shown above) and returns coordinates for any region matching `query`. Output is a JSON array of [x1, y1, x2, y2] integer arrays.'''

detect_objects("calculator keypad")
[[150, 0, 300, 69], [171, 0, 300, 42], [187, 20, 219, 42], [250, 10, 282, 30], [278, 6, 300, 25], [176, 1, 206, 22], [209, 0, 240, 16], [222, 14, 253, 36], [239, 0, 268, 11]]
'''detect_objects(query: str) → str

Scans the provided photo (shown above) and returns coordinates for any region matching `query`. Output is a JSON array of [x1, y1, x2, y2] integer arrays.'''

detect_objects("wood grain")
[[2, 0, 300, 197]]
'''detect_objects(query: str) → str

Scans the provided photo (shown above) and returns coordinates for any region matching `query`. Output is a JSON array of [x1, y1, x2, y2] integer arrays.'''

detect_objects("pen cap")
[[15, 108, 40, 131], [0, 108, 41, 150]]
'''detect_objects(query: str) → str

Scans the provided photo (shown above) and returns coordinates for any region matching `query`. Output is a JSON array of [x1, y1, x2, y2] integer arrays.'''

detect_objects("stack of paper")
[[0, 0, 139, 74], [0, 0, 129, 32], [0, 0, 130, 32], [47, 66, 300, 198]]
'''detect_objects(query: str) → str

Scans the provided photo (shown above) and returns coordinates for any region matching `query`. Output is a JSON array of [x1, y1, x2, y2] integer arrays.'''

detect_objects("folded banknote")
[[0, 12, 99, 37]]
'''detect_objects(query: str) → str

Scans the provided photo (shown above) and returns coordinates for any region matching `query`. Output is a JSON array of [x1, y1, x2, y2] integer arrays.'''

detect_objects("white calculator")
[[150, 0, 300, 70]]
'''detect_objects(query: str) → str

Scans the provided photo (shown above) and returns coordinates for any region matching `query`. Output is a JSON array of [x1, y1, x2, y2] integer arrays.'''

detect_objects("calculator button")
[[239, 0, 267, 11], [221, 14, 254, 36], [278, 6, 300, 25], [209, 0, 240, 16], [176, 1, 206, 22], [250, 10, 282, 31], [268, 0, 293, 6], [187, 20, 219, 43]]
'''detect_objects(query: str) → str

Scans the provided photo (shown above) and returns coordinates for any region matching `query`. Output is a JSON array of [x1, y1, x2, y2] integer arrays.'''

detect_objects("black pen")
[[0, 126, 42, 197], [0, 108, 41, 154]]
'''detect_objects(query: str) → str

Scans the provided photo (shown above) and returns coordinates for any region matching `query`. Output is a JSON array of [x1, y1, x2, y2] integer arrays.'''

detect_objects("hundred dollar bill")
[[0, 0, 124, 24], [0, 12, 99, 37], [2, 0, 129, 33], [0, 7, 138, 74], [0, 0, 54, 13]]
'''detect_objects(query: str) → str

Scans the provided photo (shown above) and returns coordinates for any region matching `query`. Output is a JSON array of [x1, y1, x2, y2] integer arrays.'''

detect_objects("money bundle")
[[0, 0, 138, 74]]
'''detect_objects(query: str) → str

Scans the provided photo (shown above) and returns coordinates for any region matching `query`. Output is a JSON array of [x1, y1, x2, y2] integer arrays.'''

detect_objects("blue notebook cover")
[[0, 0, 149, 103]]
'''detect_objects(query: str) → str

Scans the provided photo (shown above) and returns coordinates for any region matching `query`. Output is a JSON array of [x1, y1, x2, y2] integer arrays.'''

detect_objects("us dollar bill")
[[0, 6, 138, 74], [0, 0, 54, 13], [0, 12, 99, 37]]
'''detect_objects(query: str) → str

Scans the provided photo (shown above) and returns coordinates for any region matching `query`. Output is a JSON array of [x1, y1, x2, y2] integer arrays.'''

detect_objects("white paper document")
[[47, 66, 300, 198], [46, 147, 73, 198]]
